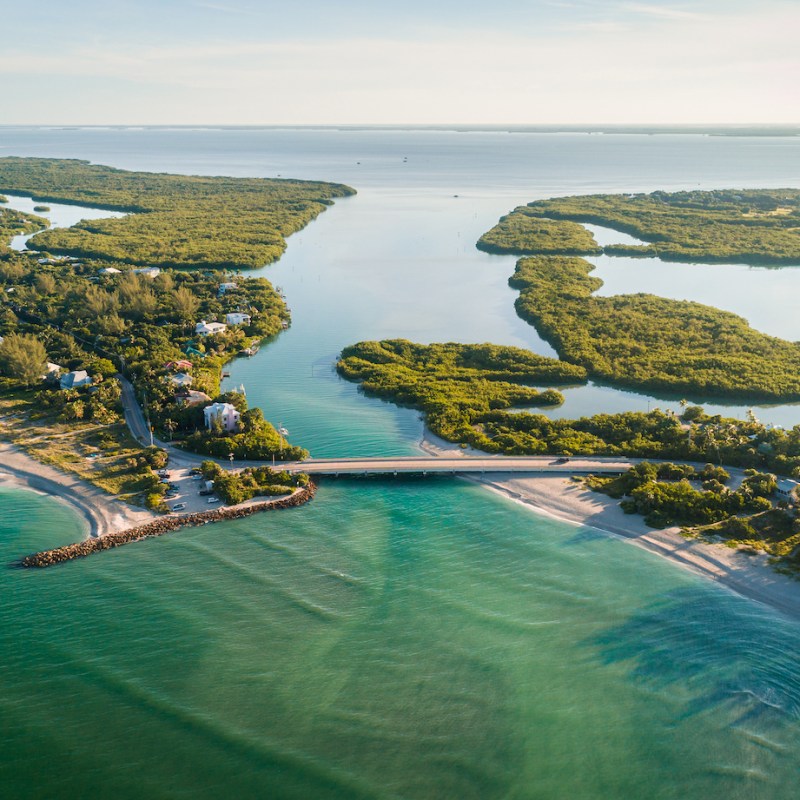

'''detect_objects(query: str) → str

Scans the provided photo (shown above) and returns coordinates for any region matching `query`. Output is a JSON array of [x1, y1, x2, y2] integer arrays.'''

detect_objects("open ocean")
[[3, 126, 800, 799]]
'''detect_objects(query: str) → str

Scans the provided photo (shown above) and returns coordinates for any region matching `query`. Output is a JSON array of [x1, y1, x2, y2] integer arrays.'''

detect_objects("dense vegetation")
[[514, 189, 800, 264], [510, 255, 800, 400], [0, 249, 304, 465], [587, 462, 800, 568], [337, 340, 585, 442], [473, 406, 800, 473], [200, 460, 308, 505], [338, 340, 800, 471], [0, 157, 355, 270], [477, 209, 601, 255]]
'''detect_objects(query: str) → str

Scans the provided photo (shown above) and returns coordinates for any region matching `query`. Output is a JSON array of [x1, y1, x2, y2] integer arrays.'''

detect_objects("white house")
[[133, 267, 161, 278], [225, 312, 251, 326], [60, 370, 92, 390], [218, 282, 238, 295], [99, 267, 122, 275], [204, 402, 240, 432], [169, 372, 193, 388], [195, 320, 227, 336]]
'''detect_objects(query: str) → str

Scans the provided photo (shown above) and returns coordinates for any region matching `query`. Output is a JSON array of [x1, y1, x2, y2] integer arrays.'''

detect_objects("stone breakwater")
[[17, 482, 317, 568]]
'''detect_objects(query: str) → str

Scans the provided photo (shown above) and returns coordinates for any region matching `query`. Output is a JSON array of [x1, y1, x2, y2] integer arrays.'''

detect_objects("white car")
[[207, 497, 220, 504], [171, 503, 187, 512]]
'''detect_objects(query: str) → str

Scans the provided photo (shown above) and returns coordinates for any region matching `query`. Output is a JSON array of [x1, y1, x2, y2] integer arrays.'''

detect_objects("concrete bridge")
[[279, 455, 637, 477], [118, 376, 636, 479]]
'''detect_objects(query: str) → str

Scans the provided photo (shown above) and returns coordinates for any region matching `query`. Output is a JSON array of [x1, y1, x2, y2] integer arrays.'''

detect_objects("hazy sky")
[[1, 0, 797, 125]]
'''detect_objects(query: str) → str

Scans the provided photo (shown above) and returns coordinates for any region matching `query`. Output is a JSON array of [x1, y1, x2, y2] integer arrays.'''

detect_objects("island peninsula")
[[0, 158, 354, 550]]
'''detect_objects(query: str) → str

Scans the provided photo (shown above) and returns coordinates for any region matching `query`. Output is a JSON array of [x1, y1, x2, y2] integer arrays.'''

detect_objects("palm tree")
[[163, 418, 177, 441]]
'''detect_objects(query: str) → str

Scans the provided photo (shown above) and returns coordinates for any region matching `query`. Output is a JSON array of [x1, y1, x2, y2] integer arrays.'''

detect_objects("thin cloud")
[[624, 3, 712, 21], [192, 1, 258, 15]]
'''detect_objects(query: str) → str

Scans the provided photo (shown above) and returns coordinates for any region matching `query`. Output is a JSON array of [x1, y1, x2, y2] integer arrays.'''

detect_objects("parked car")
[[171, 503, 187, 512], [207, 497, 220, 504]]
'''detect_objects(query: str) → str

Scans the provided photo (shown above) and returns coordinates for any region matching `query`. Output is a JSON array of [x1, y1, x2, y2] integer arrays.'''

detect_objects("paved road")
[[118, 375, 152, 446], [276, 455, 636, 476]]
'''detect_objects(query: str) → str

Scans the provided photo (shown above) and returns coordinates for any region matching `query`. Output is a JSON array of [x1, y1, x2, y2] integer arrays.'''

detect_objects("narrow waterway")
[[2, 191, 126, 250]]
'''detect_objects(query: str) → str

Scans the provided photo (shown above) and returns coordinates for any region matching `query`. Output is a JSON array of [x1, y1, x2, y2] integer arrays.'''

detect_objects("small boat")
[[222, 370, 231, 378]]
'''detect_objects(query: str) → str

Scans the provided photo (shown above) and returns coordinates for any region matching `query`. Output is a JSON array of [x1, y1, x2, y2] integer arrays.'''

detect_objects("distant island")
[[0, 156, 355, 270], [479, 188, 800, 264]]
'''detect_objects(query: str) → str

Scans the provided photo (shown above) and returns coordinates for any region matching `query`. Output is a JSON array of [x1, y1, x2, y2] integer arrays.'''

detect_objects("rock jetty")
[[18, 482, 317, 568]]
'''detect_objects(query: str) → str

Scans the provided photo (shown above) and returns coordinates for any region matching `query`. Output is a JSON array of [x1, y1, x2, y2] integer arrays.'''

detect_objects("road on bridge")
[[277, 455, 637, 476]]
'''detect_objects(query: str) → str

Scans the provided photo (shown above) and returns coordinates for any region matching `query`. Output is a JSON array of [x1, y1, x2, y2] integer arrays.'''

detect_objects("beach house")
[[169, 372, 193, 388], [204, 402, 241, 432], [60, 370, 92, 390], [225, 312, 251, 326], [195, 320, 227, 336], [175, 389, 212, 407]]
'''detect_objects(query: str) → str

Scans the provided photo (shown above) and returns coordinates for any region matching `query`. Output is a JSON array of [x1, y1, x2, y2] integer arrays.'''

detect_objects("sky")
[[0, 0, 797, 125]]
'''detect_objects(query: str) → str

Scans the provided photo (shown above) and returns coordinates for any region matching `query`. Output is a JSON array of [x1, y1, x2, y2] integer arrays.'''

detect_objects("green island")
[[510, 255, 800, 400], [477, 210, 602, 255], [0, 158, 352, 507], [338, 342, 800, 564], [0, 157, 355, 270], [337, 345, 800, 469], [337, 340, 585, 442], [481, 188, 800, 264]]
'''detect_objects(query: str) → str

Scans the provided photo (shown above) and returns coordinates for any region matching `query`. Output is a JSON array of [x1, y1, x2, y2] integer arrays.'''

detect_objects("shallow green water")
[[4, 127, 800, 798], [5, 481, 800, 799]]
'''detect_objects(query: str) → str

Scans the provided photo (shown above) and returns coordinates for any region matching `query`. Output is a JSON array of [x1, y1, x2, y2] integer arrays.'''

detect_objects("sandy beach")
[[419, 432, 800, 621], [0, 442, 156, 538]]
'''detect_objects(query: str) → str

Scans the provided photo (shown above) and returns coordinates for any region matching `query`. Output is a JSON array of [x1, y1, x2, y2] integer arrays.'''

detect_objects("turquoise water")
[[3, 128, 800, 798], [5, 481, 800, 799]]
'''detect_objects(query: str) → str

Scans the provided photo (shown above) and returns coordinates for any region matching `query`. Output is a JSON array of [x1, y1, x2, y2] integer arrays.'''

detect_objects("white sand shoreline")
[[0, 442, 156, 538], [418, 431, 800, 621]]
